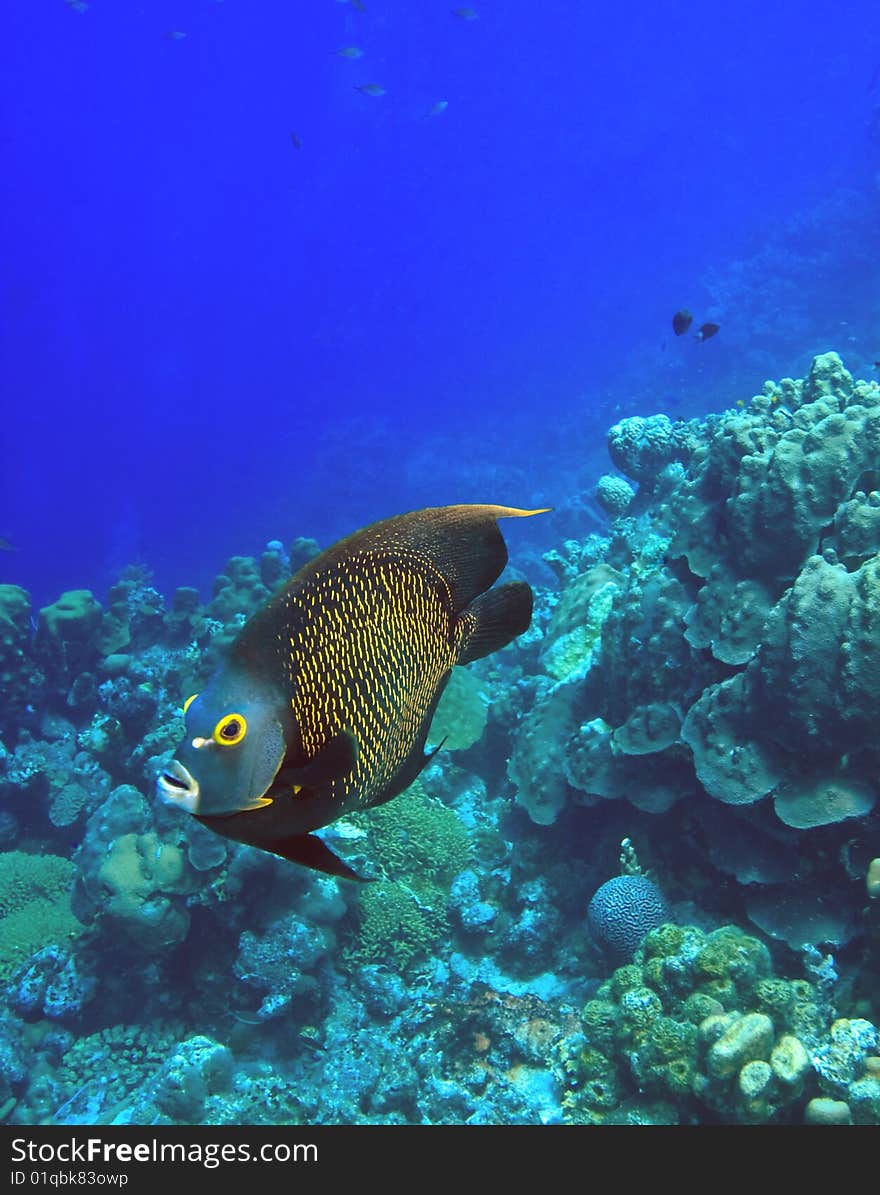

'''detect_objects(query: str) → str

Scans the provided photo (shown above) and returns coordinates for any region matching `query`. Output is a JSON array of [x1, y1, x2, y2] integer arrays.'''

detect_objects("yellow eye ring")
[[213, 713, 248, 747], [183, 693, 198, 714]]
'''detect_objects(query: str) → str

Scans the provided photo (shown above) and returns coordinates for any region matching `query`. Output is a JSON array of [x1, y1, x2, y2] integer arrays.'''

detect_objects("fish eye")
[[183, 693, 199, 714], [213, 713, 247, 747]]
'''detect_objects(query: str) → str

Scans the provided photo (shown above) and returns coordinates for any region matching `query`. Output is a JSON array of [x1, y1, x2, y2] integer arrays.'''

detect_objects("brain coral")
[[587, 876, 670, 962]]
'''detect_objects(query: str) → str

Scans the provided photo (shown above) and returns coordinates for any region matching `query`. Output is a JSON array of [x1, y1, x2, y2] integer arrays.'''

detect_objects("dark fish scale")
[[285, 548, 461, 808]]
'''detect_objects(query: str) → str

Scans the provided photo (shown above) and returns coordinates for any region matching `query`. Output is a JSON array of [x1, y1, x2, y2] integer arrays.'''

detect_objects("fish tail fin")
[[458, 580, 533, 665]]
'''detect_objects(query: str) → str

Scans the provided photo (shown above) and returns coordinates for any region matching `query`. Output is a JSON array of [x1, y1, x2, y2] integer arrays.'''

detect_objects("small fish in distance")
[[423, 100, 449, 119], [157, 504, 547, 879], [335, 47, 365, 59], [355, 83, 386, 97], [289, 131, 302, 150], [65, 1, 89, 12], [165, 30, 187, 41], [452, 7, 479, 18], [0, 537, 18, 552], [695, 322, 720, 341], [672, 309, 693, 336]]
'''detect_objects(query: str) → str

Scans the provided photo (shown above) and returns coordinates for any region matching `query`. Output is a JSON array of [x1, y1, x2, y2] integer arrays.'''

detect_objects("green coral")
[[0, 852, 83, 981], [361, 780, 471, 885], [558, 923, 874, 1125], [345, 781, 471, 971], [96, 832, 197, 950], [351, 880, 447, 970]]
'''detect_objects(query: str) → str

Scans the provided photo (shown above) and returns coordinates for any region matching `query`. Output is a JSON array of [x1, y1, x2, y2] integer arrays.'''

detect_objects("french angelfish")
[[157, 504, 546, 879]]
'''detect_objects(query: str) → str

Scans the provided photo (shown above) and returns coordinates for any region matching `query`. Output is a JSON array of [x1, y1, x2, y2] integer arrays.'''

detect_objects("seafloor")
[[0, 351, 878, 1126]]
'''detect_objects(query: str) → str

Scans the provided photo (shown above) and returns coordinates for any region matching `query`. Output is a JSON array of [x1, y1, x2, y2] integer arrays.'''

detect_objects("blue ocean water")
[[2, 0, 877, 603], [1, 0, 880, 1130]]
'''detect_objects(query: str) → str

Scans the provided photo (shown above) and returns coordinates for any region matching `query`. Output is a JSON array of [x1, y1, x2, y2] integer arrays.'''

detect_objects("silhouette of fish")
[[672, 309, 693, 336], [695, 322, 720, 341]]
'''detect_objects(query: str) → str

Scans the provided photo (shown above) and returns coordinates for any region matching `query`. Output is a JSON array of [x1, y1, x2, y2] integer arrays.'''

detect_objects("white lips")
[[156, 759, 200, 815]]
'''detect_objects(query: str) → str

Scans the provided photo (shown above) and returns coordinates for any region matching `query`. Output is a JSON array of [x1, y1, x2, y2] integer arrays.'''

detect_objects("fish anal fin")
[[458, 579, 533, 666], [266, 832, 366, 881]]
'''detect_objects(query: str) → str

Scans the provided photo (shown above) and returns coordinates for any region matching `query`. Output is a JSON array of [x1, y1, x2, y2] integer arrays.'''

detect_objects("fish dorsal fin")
[[295, 504, 549, 615]]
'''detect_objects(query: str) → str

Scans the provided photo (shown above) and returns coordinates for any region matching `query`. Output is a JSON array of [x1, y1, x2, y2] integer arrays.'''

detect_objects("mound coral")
[[512, 353, 880, 943], [95, 831, 198, 950], [34, 590, 102, 678], [560, 923, 879, 1125]]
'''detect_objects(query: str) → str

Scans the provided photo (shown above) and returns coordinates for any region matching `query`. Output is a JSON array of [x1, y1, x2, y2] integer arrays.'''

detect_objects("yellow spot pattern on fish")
[[284, 549, 463, 805]]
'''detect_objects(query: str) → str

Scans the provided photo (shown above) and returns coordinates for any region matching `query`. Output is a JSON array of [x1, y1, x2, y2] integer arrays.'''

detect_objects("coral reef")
[[0, 852, 83, 981], [560, 923, 879, 1125], [511, 353, 880, 956], [1, 360, 878, 1126]]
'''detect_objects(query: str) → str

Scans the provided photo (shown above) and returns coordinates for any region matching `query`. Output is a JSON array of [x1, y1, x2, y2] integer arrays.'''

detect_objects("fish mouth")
[[157, 759, 200, 814]]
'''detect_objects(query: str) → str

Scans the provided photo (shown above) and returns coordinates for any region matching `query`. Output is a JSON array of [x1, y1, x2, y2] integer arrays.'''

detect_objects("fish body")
[[289, 131, 302, 150], [672, 308, 692, 336], [158, 504, 545, 878], [452, 7, 479, 19], [424, 100, 449, 119], [0, 537, 17, 552], [335, 46, 365, 59], [355, 83, 386, 97], [695, 321, 720, 341]]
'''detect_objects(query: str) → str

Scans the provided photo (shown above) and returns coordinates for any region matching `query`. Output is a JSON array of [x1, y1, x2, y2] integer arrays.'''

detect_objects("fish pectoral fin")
[[240, 795, 274, 811], [458, 579, 534, 665], [259, 832, 365, 881], [282, 730, 359, 789]]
